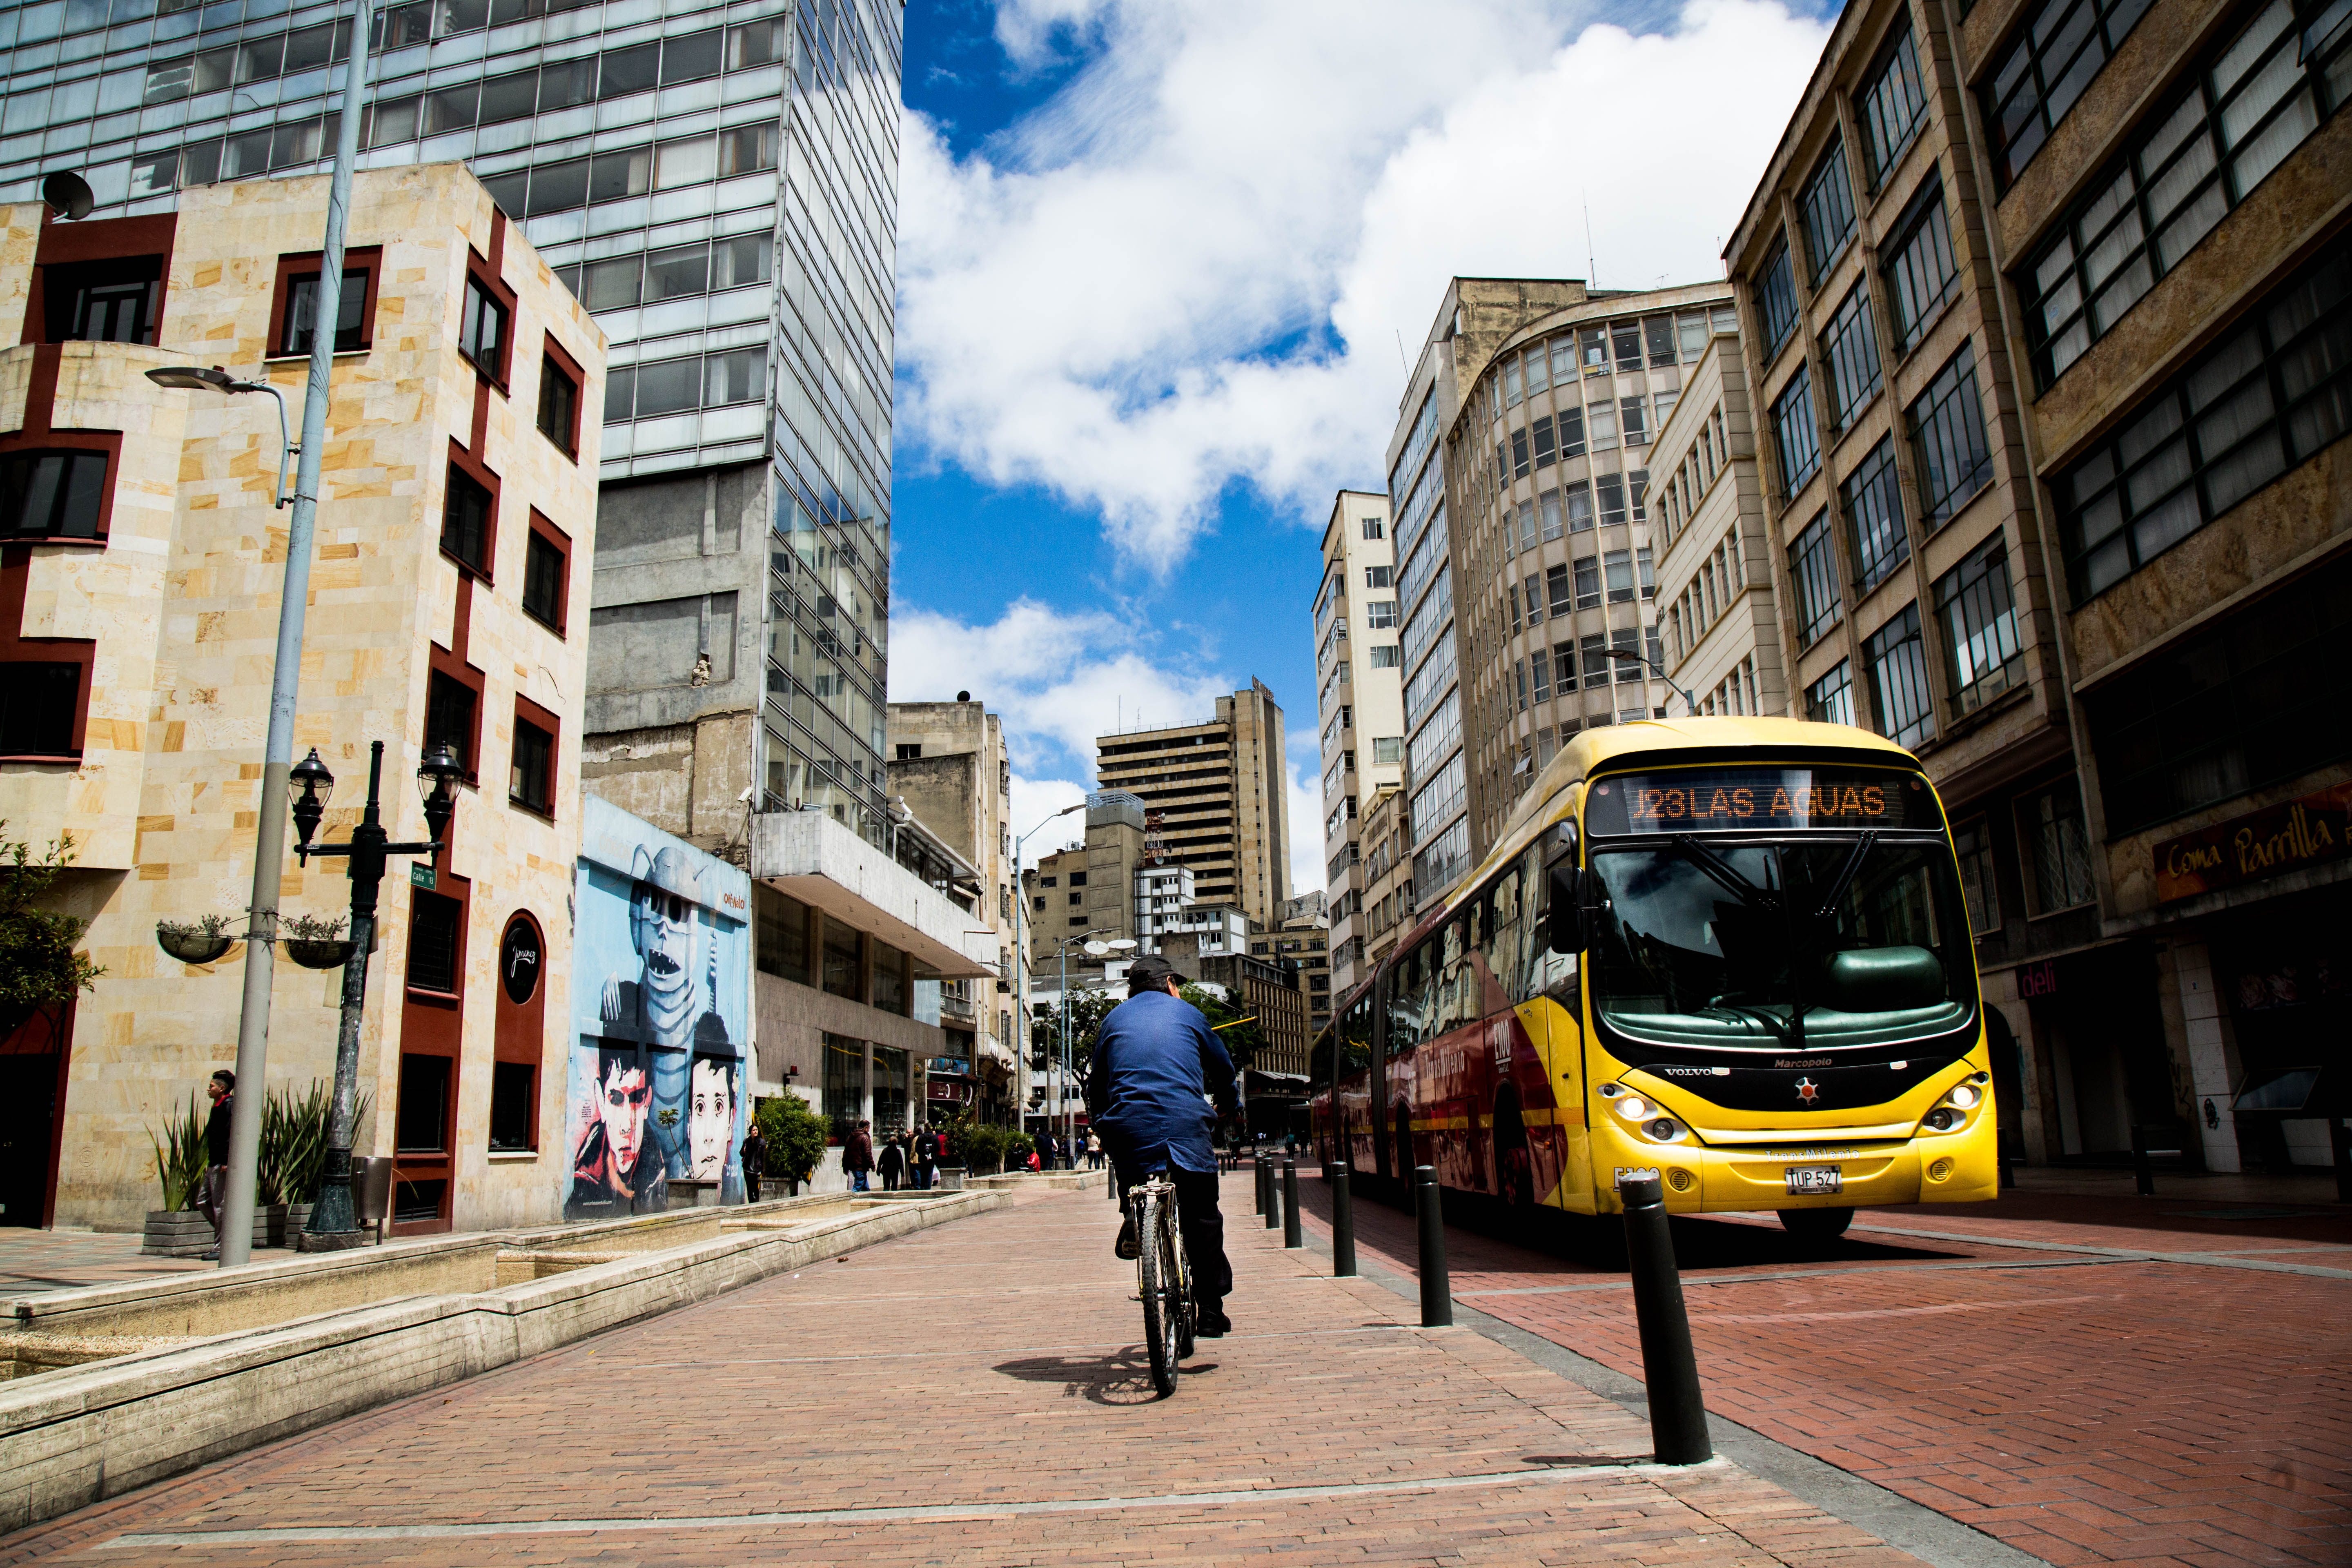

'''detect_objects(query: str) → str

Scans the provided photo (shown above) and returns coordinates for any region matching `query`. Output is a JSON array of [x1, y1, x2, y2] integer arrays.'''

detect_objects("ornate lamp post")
[[286, 740, 463, 1248]]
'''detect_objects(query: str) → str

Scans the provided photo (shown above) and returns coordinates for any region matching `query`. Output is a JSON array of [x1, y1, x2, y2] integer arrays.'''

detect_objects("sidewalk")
[[0, 1174, 1949, 1568]]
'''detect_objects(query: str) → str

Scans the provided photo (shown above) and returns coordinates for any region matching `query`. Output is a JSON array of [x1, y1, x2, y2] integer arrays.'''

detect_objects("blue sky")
[[882, 0, 1840, 888]]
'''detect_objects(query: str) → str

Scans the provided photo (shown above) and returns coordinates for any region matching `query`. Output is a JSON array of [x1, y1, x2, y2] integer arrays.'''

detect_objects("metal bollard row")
[[1324, 1161, 1356, 1277], [1617, 1174, 1711, 1465], [1413, 1165, 1450, 1327], [1281, 1157, 1301, 1248]]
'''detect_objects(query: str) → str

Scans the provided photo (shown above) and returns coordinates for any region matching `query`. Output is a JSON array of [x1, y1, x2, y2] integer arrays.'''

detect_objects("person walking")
[[878, 1132, 906, 1192], [843, 1119, 875, 1192], [739, 1121, 768, 1203], [193, 1069, 235, 1259], [912, 1129, 936, 1190], [1086, 1130, 1103, 1170]]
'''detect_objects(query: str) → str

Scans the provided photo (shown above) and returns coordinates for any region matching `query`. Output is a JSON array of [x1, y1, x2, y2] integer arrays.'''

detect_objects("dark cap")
[[1127, 955, 1181, 995]]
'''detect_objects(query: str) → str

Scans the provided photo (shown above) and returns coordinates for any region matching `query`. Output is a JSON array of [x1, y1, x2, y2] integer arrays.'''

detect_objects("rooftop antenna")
[[1583, 192, 1598, 290], [1394, 328, 1408, 373]]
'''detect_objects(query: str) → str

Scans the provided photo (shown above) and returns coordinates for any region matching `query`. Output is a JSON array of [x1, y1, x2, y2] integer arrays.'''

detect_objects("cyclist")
[[1087, 955, 1239, 1337]]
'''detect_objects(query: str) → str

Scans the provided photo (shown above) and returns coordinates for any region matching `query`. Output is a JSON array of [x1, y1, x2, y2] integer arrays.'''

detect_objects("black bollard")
[[1617, 1175, 1711, 1464], [2131, 1124, 2156, 1197], [1413, 1165, 1451, 1327], [1254, 1154, 1269, 1216], [1327, 1163, 1356, 1277], [1282, 1157, 1302, 1248], [1264, 1159, 1281, 1229]]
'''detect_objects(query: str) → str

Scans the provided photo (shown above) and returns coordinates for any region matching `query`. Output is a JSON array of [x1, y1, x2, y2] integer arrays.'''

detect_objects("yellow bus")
[[1313, 715, 1996, 1239]]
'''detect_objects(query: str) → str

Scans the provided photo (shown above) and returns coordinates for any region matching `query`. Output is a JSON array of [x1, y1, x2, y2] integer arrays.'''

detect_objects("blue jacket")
[[1086, 991, 1238, 1174]]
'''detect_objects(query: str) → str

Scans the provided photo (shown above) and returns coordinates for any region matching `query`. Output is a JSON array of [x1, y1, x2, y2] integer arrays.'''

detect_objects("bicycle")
[[1127, 1169, 1196, 1397]]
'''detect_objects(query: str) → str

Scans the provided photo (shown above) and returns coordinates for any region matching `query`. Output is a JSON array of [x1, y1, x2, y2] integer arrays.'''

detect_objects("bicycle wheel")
[[1137, 1188, 1180, 1397], [1167, 1188, 1196, 1359]]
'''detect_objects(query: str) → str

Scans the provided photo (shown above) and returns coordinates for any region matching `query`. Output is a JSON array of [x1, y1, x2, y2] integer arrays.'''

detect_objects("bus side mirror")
[[1546, 864, 1586, 953]]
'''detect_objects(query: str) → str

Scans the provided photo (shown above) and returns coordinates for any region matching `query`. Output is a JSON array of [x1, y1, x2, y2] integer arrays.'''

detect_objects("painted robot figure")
[[602, 846, 737, 1185]]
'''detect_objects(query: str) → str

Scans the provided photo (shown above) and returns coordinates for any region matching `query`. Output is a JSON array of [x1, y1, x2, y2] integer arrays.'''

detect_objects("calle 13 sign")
[[2153, 780, 2352, 903]]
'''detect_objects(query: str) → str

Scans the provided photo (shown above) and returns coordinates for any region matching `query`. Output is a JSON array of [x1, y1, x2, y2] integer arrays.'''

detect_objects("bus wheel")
[[1777, 1206, 1854, 1238]]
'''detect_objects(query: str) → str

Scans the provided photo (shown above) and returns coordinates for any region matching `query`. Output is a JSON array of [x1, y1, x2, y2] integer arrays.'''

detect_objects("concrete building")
[[0, 165, 598, 1232], [1652, 327, 1786, 718], [1024, 791, 1149, 977], [1725, 0, 2350, 1173], [1312, 489, 1401, 998], [1156, 935, 1309, 1082], [1091, 684, 1290, 927], [886, 698, 1022, 1124], [1392, 278, 1735, 909], [1354, 783, 1409, 977], [1270, 898, 1331, 1040]]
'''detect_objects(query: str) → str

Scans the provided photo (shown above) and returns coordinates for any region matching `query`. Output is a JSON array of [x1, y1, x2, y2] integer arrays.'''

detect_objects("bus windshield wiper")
[[1812, 832, 1877, 918], [1670, 835, 1779, 911]]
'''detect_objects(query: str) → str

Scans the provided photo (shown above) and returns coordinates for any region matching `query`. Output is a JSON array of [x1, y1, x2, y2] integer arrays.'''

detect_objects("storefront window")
[[871, 1045, 909, 1133], [822, 1032, 864, 1139]]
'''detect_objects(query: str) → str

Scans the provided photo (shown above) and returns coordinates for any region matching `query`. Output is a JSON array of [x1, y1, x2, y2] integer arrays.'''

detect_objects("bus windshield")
[[1588, 836, 1974, 1054]]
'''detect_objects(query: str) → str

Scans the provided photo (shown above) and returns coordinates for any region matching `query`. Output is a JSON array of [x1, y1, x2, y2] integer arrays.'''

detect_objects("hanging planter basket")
[[284, 938, 356, 971], [156, 922, 235, 966]]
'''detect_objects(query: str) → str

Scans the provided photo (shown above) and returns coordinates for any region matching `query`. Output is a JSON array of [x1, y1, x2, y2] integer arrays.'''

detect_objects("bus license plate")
[[1784, 1165, 1842, 1195]]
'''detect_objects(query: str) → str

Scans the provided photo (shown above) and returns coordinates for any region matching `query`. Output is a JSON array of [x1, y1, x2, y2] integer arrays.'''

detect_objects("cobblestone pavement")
[[1286, 1166, 2352, 1568], [0, 1178, 1947, 1568]]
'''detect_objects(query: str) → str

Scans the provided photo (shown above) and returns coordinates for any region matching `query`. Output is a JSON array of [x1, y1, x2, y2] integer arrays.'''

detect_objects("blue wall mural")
[[566, 796, 752, 1220]]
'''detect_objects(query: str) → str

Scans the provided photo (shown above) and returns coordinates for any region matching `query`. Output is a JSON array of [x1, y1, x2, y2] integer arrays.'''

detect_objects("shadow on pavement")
[[992, 1348, 1169, 1406]]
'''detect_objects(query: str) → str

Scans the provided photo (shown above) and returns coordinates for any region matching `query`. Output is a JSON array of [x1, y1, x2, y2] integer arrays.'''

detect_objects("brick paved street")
[[0, 1177, 1948, 1568], [1287, 1168, 2352, 1568]]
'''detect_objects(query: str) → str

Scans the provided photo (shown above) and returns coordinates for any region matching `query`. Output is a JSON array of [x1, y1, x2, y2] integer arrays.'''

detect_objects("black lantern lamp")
[[289, 748, 335, 858], [416, 743, 463, 856]]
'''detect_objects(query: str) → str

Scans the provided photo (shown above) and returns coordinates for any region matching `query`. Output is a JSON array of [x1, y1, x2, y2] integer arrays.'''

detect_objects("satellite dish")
[[956, 690, 971, 702], [1082, 941, 1109, 956], [41, 171, 93, 221], [1107, 938, 1138, 951]]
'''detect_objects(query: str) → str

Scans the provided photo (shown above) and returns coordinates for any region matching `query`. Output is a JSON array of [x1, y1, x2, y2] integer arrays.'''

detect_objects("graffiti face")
[[631, 883, 694, 986], [689, 1058, 738, 1180], [599, 1058, 652, 1175]]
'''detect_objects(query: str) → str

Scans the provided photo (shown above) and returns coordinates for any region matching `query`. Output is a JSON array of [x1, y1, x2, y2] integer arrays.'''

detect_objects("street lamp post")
[[139, 0, 374, 1267], [1039, 929, 1133, 1161], [1011, 803, 1084, 1127], [285, 740, 463, 1246], [1603, 647, 1701, 717]]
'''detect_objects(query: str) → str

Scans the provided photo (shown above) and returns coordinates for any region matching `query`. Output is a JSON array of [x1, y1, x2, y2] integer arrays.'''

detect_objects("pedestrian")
[[913, 1131, 935, 1190], [193, 1069, 235, 1259], [1086, 1130, 1103, 1170], [878, 1131, 906, 1192], [843, 1119, 875, 1192], [739, 1121, 768, 1203]]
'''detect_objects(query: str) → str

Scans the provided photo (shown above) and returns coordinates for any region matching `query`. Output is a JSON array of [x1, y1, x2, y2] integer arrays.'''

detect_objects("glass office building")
[[0, 0, 902, 840]]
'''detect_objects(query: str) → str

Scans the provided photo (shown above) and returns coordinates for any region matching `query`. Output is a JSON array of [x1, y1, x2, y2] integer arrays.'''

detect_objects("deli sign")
[[2154, 781, 2352, 903]]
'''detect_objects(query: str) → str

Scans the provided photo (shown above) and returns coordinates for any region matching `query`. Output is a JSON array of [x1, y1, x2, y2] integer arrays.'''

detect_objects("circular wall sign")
[[500, 915, 542, 1004]]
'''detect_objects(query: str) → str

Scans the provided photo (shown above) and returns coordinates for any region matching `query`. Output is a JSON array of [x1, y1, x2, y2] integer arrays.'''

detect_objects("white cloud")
[[1286, 726, 1327, 898], [897, 0, 1829, 569]]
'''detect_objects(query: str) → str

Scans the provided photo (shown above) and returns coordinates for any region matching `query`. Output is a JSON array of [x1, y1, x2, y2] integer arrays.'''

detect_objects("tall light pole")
[[1604, 646, 1700, 717], [144, 0, 373, 1267], [1011, 802, 1083, 1127]]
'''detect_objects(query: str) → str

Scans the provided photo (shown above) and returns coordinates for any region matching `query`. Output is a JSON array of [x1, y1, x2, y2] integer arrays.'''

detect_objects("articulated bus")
[[1312, 716, 1996, 1241]]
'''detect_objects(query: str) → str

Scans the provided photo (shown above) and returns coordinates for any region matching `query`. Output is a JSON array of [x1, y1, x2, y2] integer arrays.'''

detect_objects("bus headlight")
[[1614, 1096, 1651, 1121], [1646, 1117, 1681, 1141], [1922, 1107, 1959, 1132], [1947, 1084, 1980, 1110]]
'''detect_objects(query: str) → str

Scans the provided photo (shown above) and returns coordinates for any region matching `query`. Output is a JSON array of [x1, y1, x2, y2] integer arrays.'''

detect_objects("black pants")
[[1114, 1162, 1230, 1311]]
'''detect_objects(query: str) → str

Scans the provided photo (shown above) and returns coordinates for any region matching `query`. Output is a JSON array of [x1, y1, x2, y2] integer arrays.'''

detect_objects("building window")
[[1807, 660, 1856, 726], [0, 450, 109, 541], [1753, 241, 1799, 359], [488, 1061, 535, 1152], [2018, 0, 2350, 390], [536, 351, 579, 456], [396, 1053, 452, 1152], [822, 1033, 863, 1140], [1368, 644, 1400, 668], [1883, 182, 1960, 353], [2020, 780, 2096, 914], [1908, 344, 1993, 526], [278, 268, 368, 356], [1982, 0, 2161, 188], [822, 916, 862, 1001], [756, 885, 811, 985], [1822, 283, 1883, 430], [40, 256, 163, 345], [0, 663, 82, 756], [1800, 138, 1857, 281], [1362, 517, 1384, 539], [1788, 511, 1842, 646], [1770, 363, 1821, 494], [406, 891, 462, 994], [1935, 539, 2025, 716], [458, 274, 507, 381], [424, 670, 478, 776], [1856, 25, 1929, 187], [510, 711, 554, 815], [2081, 553, 2352, 833], [2053, 241, 2351, 602], [441, 465, 494, 575], [1363, 599, 1398, 630], [1841, 436, 1911, 594], [1953, 818, 2002, 935], [1604, 549, 1635, 604], [1864, 603, 1936, 748], [604, 347, 766, 423], [521, 523, 567, 633]]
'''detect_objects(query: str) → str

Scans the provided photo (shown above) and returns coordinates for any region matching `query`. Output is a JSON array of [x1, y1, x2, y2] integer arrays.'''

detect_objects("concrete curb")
[[0, 1190, 1001, 1533]]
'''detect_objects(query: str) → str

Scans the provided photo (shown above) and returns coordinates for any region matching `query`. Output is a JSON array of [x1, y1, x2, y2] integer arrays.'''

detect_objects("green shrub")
[[259, 1080, 370, 1206], [753, 1092, 829, 1183], [148, 1095, 207, 1212]]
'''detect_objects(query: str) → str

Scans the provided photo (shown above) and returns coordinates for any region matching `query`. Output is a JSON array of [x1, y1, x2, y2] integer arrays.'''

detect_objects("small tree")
[[1055, 984, 1119, 1087], [1181, 983, 1267, 1069], [0, 826, 102, 1025], [753, 1093, 830, 1183]]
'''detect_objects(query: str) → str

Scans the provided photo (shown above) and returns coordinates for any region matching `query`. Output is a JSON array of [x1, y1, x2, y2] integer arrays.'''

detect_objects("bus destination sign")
[[1586, 767, 1942, 835]]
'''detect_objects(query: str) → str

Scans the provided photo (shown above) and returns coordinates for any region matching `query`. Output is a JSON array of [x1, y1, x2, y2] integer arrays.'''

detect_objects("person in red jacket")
[[842, 1120, 875, 1192]]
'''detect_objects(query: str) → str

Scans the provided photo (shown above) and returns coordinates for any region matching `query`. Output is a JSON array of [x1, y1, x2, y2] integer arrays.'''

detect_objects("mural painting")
[[566, 797, 752, 1220]]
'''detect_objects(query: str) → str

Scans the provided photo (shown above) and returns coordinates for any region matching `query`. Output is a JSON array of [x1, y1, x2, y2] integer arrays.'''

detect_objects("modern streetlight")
[[1604, 646, 1700, 717], [286, 741, 463, 1247], [1037, 928, 1132, 1160], [141, 0, 374, 1268], [145, 366, 296, 509], [1011, 802, 1084, 1127]]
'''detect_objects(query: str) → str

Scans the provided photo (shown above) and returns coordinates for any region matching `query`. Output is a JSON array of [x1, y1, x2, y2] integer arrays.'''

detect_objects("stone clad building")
[[0, 165, 599, 1231]]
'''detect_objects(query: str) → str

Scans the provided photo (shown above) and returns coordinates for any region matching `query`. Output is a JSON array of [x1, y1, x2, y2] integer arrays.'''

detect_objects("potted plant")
[[752, 1092, 829, 1199], [263, 1079, 368, 1239], [156, 913, 235, 967], [141, 1094, 213, 1256], [281, 913, 354, 971]]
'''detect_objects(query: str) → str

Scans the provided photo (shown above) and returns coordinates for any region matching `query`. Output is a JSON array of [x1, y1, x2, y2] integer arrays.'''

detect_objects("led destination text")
[[1585, 767, 1941, 835]]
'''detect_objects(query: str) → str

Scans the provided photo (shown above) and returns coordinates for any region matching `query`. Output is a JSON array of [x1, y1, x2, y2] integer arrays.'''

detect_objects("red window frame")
[[536, 334, 585, 459], [521, 508, 571, 636], [510, 692, 560, 819], [265, 245, 383, 359]]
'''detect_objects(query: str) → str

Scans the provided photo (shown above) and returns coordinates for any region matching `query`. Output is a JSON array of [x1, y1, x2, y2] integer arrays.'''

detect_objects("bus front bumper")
[[1589, 1108, 1997, 1212]]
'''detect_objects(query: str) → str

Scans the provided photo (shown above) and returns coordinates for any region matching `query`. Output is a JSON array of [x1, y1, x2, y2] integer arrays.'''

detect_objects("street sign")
[[410, 862, 435, 890]]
